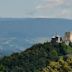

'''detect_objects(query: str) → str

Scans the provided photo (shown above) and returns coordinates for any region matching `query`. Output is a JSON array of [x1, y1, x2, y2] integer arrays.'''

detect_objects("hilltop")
[[0, 42, 72, 72]]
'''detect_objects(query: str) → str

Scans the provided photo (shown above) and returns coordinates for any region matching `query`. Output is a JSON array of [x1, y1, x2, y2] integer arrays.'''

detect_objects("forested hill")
[[0, 42, 72, 72]]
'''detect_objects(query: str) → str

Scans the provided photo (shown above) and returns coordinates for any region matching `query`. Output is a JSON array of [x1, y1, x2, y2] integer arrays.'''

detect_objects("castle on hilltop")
[[51, 32, 72, 45]]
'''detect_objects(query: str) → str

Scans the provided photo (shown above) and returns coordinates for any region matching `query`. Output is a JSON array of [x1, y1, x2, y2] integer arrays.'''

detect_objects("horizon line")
[[0, 17, 71, 20]]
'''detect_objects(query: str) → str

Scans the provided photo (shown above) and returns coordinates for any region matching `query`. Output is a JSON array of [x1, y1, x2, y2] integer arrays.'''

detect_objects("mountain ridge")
[[0, 18, 71, 21]]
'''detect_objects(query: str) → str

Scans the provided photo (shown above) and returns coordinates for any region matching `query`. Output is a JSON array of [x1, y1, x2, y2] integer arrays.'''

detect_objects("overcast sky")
[[0, 0, 72, 19]]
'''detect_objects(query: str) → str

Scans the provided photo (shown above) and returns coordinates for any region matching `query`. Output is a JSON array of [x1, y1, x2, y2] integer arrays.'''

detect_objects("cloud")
[[0, 46, 3, 51], [36, 0, 63, 9], [57, 9, 72, 19], [1, 37, 16, 45], [33, 0, 72, 19], [31, 37, 49, 44], [24, 37, 50, 44]]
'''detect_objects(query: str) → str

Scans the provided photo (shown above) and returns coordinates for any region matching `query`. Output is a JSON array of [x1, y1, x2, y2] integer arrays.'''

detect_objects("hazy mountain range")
[[0, 18, 72, 56]]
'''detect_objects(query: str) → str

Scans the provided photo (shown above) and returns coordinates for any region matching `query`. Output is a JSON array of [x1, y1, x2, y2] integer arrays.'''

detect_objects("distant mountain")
[[0, 18, 72, 56], [0, 42, 72, 72]]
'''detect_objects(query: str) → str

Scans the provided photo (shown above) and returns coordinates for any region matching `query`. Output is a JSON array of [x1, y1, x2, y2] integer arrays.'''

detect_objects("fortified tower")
[[64, 32, 72, 42]]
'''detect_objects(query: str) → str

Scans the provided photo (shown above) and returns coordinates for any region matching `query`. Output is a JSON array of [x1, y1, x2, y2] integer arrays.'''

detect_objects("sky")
[[0, 0, 72, 19]]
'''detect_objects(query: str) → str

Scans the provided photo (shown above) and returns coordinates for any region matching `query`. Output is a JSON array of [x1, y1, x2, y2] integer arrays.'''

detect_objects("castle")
[[64, 32, 72, 42], [51, 32, 72, 45]]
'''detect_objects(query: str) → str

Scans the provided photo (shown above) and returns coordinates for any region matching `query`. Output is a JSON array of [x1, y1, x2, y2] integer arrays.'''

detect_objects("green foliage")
[[0, 64, 6, 72], [42, 55, 72, 72], [59, 43, 72, 54], [50, 50, 58, 57], [0, 42, 72, 72]]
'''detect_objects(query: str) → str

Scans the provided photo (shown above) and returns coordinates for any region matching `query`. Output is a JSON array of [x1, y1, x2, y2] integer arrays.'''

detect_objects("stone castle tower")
[[64, 32, 72, 42]]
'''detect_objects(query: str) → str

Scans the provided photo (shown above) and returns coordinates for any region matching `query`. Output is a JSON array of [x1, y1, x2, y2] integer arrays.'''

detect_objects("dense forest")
[[0, 42, 72, 72]]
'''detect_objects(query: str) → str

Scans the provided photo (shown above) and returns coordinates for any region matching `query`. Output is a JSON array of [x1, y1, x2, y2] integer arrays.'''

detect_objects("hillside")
[[0, 42, 72, 72]]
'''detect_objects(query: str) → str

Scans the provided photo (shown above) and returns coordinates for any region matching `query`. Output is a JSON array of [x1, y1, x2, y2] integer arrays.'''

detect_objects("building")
[[51, 32, 72, 45], [51, 35, 62, 44], [64, 32, 72, 42]]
